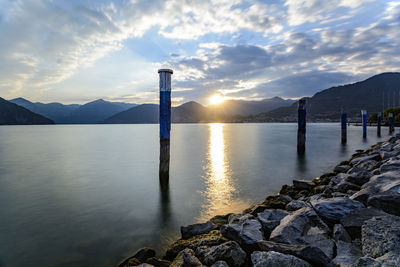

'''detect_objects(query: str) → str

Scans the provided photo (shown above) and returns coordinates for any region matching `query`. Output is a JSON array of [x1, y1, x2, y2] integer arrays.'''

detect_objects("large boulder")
[[246, 195, 292, 214], [195, 241, 246, 267], [379, 158, 400, 172], [181, 221, 218, 239], [165, 230, 228, 260], [368, 191, 400, 216], [251, 251, 311, 267], [257, 209, 288, 238], [285, 200, 310, 211], [293, 179, 315, 191], [350, 153, 380, 166], [362, 215, 400, 258], [119, 247, 156, 267], [333, 240, 362, 267], [311, 197, 364, 225], [220, 215, 264, 248], [170, 248, 203, 267]]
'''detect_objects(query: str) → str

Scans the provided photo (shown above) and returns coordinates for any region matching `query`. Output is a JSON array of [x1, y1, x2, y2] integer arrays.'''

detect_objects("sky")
[[0, 0, 399, 105]]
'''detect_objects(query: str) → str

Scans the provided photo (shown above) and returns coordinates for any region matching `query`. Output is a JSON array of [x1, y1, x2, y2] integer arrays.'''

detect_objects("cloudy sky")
[[0, 0, 399, 105]]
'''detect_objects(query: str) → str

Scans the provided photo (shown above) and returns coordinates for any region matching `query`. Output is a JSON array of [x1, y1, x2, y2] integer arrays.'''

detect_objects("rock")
[[350, 153, 380, 166], [352, 256, 381, 267], [355, 160, 380, 171], [376, 251, 400, 266], [145, 257, 170, 267], [170, 248, 203, 267], [210, 214, 231, 227], [255, 240, 334, 267], [210, 261, 229, 267], [247, 195, 291, 214], [307, 193, 327, 202], [345, 169, 372, 186], [311, 197, 365, 225], [380, 142, 393, 152], [269, 207, 330, 245], [228, 213, 254, 224], [332, 181, 360, 193], [340, 207, 387, 239], [301, 234, 335, 259], [120, 247, 156, 267], [331, 192, 348, 197], [334, 164, 351, 173], [313, 185, 327, 194], [362, 215, 400, 258], [257, 209, 288, 238], [181, 221, 218, 239], [380, 151, 397, 160], [137, 264, 155, 267], [368, 191, 400, 216], [285, 200, 310, 211], [333, 224, 351, 242], [380, 158, 400, 172], [124, 258, 141, 267], [251, 251, 311, 267], [330, 173, 349, 186], [350, 188, 372, 205], [195, 241, 246, 267], [220, 216, 264, 248], [165, 230, 228, 260], [333, 240, 362, 267], [293, 179, 315, 191]]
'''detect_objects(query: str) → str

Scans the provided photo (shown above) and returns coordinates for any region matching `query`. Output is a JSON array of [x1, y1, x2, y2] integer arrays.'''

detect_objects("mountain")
[[209, 97, 295, 116], [104, 104, 159, 124], [58, 99, 136, 124], [247, 72, 400, 122], [9, 97, 80, 122], [0, 97, 54, 125]]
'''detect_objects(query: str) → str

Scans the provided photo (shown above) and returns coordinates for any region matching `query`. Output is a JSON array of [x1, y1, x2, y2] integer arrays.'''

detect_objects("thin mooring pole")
[[361, 110, 367, 139], [297, 99, 306, 154], [389, 112, 394, 134], [377, 112, 381, 137], [341, 107, 347, 144], [159, 69, 173, 180]]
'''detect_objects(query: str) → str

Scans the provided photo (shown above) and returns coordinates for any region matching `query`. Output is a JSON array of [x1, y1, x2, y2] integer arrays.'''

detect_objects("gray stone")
[[227, 213, 254, 224], [251, 251, 311, 267], [210, 261, 229, 267], [307, 193, 327, 202], [332, 240, 362, 267], [352, 257, 382, 267], [380, 158, 400, 172], [120, 247, 156, 267], [145, 257, 171, 267], [269, 207, 330, 245], [220, 217, 264, 248], [345, 169, 372, 186], [293, 179, 315, 191], [368, 191, 400, 216], [210, 214, 231, 227], [301, 234, 335, 259], [181, 221, 218, 239], [333, 181, 360, 193], [333, 224, 351, 242], [285, 200, 311, 211], [380, 151, 397, 160], [311, 197, 365, 225], [137, 264, 155, 267], [195, 241, 246, 267], [350, 153, 380, 166], [376, 251, 400, 266], [330, 173, 349, 186], [170, 248, 203, 267], [257, 209, 288, 237], [362, 215, 400, 258], [334, 165, 351, 173], [255, 240, 334, 267], [356, 160, 380, 171]]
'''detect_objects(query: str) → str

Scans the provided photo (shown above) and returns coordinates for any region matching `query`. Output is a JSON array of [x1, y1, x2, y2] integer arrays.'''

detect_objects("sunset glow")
[[209, 94, 225, 105]]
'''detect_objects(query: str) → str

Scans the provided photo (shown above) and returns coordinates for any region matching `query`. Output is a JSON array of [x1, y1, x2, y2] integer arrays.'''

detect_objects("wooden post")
[[361, 110, 367, 138], [158, 69, 173, 180], [297, 99, 306, 154], [377, 112, 381, 137], [341, 108, 347, 144], [389, 112, 394, 134]]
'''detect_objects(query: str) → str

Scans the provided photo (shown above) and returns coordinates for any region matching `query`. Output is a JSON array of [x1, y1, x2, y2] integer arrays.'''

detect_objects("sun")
[[209, 94, 225, 105]]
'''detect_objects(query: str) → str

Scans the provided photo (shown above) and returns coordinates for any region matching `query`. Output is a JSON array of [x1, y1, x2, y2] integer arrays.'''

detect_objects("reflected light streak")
[[198, 123, 249, 221]]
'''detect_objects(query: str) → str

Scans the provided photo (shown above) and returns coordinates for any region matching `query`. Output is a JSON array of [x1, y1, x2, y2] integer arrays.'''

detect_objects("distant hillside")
[[104, 104, 159, 123], [246, 72, 400, 122], [0, 97, 54, 125]]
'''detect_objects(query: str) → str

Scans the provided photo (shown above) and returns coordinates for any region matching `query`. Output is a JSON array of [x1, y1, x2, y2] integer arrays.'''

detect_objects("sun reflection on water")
[[198, 123, 249, 221]]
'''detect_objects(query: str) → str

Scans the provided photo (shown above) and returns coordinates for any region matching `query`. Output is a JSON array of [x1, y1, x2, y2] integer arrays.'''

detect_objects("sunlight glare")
[[209, 94, 225, 105]]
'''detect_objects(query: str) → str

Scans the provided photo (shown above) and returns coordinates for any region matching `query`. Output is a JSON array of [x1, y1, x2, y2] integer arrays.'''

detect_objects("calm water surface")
[[0, 123, 387, 266]]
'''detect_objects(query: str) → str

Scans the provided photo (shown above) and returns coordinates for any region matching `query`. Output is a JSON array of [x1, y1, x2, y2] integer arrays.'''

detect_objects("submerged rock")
[[251, 251, 311, 267], [195, 241, 246, 267], [181, 221, 218, 239]]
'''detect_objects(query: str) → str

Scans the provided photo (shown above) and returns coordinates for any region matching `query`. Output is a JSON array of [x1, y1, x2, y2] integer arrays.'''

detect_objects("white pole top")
[[158, 69, 173, 74], [361, 110, 367, 115]]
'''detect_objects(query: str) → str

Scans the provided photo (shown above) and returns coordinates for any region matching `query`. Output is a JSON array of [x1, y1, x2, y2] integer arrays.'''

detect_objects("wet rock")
[[195, 241, 246, 267], [334, 164, 351, 173], [255, 240, 334, 267], [380, 158, 400, 172], [269, 207, 330, 245], [145, 257, 170, 267], [251, 251, 311, 267], [362, 215, 400, 258], [293, 179, 315, 191], [333, 224, 351, 243], [257, 209, 288, 238], [170, 248, 203, 267], [120, 247, 156, 267], [311, 197, 364, 225], [247, 195, 292, 214], [313, 173, 336, 185], [228, 213, 254, 224], [332, 181, 360, 193], [181, 221, 218, 239], [368, 191, 400, 216], [313, 185, 327, 194], [210, 214, 231, 227], [210, 261, 229, 267], [220, 216, 264, 248], [165, 230, 228, 260], [285, 200, 310, 211]]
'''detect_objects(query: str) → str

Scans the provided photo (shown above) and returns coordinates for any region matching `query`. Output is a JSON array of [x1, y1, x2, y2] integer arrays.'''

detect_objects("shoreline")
[[119, 135, 400, 267]]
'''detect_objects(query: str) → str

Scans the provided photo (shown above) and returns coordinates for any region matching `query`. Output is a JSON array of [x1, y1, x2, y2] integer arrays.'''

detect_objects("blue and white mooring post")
[[377, 112, 382, 136], [341, 107, 347, 144], [158, 68, 173, 180], [297, 99, 306, 154], [389, 112, 394, 134], [361, 110, 367, 138]]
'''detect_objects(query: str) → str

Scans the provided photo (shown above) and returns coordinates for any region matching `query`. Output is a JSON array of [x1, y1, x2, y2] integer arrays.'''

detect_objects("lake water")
[[0, 123, 387, 266]]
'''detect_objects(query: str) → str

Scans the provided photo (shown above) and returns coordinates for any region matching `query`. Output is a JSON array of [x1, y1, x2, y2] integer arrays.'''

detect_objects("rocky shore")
[[119, 135, 400, 267]]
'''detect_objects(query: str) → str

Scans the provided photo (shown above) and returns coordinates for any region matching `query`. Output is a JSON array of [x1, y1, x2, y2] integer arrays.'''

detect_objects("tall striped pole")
[[297, 99, 306, 154], [362, 110, 367, 139], [377, 112, 381, 137], [341, 107, 347, 144], [389, 112, 394, 134], [159, 69, 173, 180]]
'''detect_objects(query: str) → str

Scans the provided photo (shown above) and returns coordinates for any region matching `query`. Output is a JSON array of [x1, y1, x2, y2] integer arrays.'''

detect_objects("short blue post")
[[389, 112, 394, 134], [361, 110, 367, 138], [377, 112, 381, 136], [159, 69, 173, 179], [297, 99, 306, 154], [341, 108, 347, 144]]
